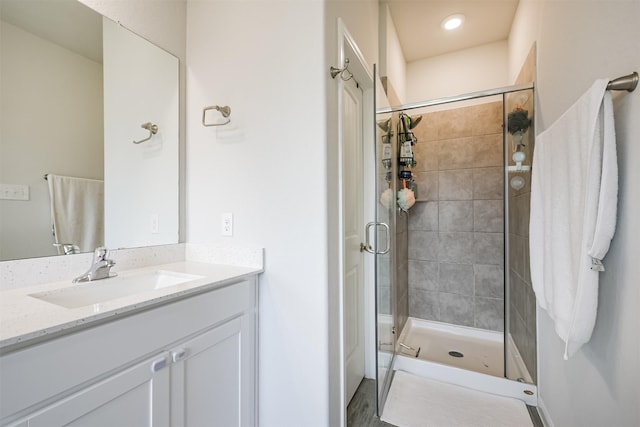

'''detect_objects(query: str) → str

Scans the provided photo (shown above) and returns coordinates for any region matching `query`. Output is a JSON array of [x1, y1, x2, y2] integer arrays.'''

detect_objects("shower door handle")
[[361, 222, 390, 255]]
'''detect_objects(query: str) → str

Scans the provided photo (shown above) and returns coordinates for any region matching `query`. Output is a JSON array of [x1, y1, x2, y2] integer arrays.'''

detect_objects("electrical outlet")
[[221, 213, 233, 236], [151, 214, 159, 234]]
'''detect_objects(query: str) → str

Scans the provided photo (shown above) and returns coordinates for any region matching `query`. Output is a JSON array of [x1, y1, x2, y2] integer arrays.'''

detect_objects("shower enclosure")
[[374, 83, 537, 414]]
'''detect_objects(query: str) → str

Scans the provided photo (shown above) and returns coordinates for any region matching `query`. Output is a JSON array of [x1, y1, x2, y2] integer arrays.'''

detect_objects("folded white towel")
[[530, 79, 618, 359]]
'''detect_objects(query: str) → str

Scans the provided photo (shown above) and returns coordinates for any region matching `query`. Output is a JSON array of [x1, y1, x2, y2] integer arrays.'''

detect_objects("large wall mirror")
[[0, 0, 179, 261]]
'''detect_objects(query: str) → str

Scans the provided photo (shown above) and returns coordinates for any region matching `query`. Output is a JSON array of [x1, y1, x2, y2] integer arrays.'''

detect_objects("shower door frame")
[[376, 83, 534, 116], [375, 82, 536, 405], [372, 105, 398, 417]]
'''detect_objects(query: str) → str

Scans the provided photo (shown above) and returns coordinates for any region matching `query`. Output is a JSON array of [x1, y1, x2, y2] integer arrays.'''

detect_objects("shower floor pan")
[[394, 317, 537, 406]]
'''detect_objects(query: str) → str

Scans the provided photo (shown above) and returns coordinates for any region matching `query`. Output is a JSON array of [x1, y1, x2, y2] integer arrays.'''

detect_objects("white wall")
[[379, 4, 406, 103], [0, 21, 103, 260], [509, 1, 640, 426], [103, 19, 179, 249], [186, 1, 378, 425], [186, 2, 327, 426], [507, 0, 541, 85], [406, 41, 508, 103]]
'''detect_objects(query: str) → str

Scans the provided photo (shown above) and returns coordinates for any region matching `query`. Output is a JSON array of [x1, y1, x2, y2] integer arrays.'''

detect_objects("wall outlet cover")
[[221, 213, 233, 236]]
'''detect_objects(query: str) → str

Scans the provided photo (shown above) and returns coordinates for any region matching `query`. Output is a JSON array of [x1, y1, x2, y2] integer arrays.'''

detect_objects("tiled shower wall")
[[396, 211, 409, 333], [406, 101, 505, 331], [376, 114, 409, 336], [506, 92, 536, 381], [507, 46, 537, 382]]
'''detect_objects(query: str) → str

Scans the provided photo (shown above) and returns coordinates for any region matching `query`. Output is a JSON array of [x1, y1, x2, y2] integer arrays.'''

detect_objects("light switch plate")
[[0, 184, 29, 201]]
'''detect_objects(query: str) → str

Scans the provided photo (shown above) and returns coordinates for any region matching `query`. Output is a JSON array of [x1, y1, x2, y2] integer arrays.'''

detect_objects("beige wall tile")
[[439, 169, 473, 200], [439, 201, 474, 232], [413, 171, 438, 201], [474, 134, 504, 168], [412, 113, 439, 142], [409, 201, 438, 231], [474, 199, 504, 232], [473, 167, 503, 199], [472, 101, 503, 136], [438, 137, 475, 170], [413, 139, 438, 171], [436, 108, 473, 140]]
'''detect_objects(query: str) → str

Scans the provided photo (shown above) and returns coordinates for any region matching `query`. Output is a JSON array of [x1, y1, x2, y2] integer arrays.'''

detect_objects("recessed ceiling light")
[[442, 14, 465, 31]]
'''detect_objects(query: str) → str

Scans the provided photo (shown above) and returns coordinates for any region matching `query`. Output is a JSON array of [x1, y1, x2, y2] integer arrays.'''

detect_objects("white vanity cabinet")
[[22, 353, 172, 427], [169, 315, 254, 427], [0, 277, 258, 427]]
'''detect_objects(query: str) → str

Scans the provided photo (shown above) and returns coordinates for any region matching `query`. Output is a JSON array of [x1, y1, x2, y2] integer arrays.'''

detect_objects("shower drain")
[[448, 350, 464, 358]]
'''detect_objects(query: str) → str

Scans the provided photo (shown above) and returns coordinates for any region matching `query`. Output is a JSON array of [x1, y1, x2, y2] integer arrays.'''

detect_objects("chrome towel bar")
[[607, 72, 638, 92]]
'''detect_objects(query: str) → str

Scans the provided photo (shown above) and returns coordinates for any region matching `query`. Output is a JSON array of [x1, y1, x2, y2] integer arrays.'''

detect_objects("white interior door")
[[342, 78, 365, 405]]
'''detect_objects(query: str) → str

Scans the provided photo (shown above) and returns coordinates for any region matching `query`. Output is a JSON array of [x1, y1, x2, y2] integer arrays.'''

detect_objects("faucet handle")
[[93, 247, 109, 262]]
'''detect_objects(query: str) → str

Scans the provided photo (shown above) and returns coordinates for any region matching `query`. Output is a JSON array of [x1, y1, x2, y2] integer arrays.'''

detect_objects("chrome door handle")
[[361, 222, 390, 255], [377, 222, 390, 254]]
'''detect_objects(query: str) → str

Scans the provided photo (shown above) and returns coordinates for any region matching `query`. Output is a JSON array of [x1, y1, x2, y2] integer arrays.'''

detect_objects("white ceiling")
[[385, 0, 520, 62], [0, 0, 518, 67]]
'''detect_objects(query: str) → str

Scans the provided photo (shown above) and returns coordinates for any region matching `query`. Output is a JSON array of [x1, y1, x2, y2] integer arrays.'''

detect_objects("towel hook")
[[202, 105, 231, 127], [133, 122, 158, 144], [330, 58, 354, 82]]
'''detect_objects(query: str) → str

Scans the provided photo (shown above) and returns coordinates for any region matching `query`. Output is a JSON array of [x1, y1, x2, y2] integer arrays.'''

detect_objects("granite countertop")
[[0, 261, 261, 351]]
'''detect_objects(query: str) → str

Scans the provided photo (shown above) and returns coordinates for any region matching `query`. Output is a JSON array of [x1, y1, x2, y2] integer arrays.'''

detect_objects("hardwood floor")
[[347, 379, 395, 427]]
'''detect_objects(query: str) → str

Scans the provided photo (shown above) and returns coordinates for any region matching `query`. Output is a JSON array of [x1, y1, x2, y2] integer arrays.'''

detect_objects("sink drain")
[[448, 350, 464, 358]]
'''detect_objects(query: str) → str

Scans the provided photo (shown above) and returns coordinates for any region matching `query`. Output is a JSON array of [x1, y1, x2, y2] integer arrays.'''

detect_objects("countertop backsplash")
[[0, 244, 264, 291]]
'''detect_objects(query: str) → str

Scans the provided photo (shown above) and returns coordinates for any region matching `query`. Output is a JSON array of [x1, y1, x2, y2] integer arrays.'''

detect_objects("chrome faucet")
[[53, 242, 80, 255], [73, 247, 116, 283]]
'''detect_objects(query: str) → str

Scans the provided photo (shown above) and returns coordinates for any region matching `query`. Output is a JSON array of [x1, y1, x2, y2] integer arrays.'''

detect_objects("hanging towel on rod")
[[529, 79, 618, 359], [47, 174, 104, 254]]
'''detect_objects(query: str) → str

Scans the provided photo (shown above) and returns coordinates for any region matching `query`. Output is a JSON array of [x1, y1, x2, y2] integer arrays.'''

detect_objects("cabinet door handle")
[[172, 348, 187, 362], [151, 356, 169, 372]]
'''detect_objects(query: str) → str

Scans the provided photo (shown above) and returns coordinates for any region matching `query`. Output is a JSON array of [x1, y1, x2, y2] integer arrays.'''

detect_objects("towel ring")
[[203, 105, 231, 127]]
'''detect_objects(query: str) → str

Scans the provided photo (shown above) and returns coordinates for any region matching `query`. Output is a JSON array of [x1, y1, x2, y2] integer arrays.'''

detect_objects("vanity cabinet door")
[[25, 354, 171, 427], [170, 314, 256, 427]]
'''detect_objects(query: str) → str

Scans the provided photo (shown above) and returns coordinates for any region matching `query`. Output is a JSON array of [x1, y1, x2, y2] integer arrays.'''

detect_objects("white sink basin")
[[29, 270, 205, 309]]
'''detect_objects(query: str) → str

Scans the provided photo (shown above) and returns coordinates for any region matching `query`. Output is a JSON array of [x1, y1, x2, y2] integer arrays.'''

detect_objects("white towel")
[[47, 174, 105, 253], [529, 79, 618, 359]]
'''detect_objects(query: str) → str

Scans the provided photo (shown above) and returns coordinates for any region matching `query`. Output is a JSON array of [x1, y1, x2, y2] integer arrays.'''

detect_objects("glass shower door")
[[373, 68, 397, 415], [504, 87, 537, 385]]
